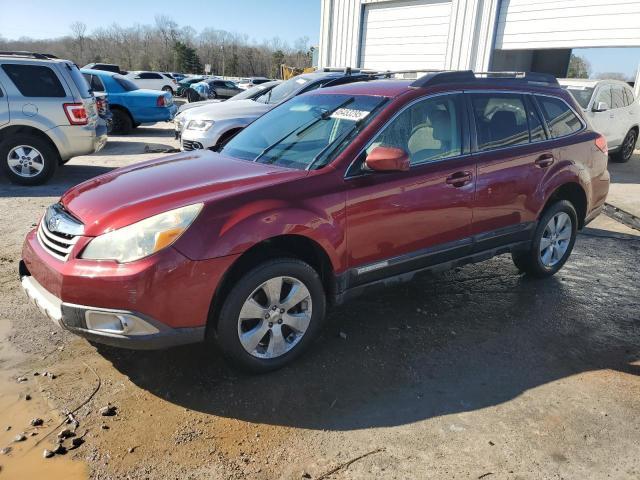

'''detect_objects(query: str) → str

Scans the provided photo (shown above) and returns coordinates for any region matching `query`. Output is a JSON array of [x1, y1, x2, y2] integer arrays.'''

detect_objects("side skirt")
[[332, 223, 535, 305]]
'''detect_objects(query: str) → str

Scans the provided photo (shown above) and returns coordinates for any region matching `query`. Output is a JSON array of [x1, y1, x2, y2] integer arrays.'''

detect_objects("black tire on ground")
[[0, 134, 58, 186], [611, 129, 637, 163], [209, 90, 217, 99], [162, 86, 174, 95], [133, 122, 141, 129], [213, 258, 327, 373], [186, 88, 200, 103], [511, 200, 578, 278], [111, 109, 133, 134]]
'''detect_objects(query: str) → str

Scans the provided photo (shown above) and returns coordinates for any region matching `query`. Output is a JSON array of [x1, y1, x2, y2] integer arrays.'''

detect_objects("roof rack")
[[0, 51, 58, 60], [410, 70, 559, 88]]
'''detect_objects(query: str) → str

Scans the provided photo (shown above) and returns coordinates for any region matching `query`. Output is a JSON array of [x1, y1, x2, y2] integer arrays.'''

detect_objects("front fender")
[[175, 197, 346, 273]]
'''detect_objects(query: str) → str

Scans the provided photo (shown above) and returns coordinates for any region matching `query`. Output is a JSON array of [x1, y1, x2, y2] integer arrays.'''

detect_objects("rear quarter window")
[[536, 96, 583, 138], [1, 64, 66, 97]]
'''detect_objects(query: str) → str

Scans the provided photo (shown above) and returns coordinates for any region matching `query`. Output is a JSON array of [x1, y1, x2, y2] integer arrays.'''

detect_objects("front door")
[[345, 93, 475, 286], [589, 85, 616, 147]]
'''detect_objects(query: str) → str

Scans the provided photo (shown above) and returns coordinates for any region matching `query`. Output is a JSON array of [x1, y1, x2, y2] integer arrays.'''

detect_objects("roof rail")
[[410, 70, 559, 88], [0, 51, 58, 60]]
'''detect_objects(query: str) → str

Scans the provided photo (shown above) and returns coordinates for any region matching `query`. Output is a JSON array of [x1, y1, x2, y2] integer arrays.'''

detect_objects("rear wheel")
[[0, 134, 58, 185], [111, 109, 133, 134], [162, 86, 174, 95], [512, 200, 577, 277], [213, 258, 326, 373], [612, 129, 637, 163]]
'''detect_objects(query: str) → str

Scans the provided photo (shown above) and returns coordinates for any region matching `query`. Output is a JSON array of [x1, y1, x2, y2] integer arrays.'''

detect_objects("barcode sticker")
[[330, 108, 371, 121]]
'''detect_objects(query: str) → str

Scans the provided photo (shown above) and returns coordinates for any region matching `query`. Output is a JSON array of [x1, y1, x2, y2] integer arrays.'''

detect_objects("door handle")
[[445, 171, 473, 187], [535, 153, 554, 168]]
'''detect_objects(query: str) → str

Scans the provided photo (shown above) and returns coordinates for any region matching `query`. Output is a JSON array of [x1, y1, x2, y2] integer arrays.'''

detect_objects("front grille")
[[182, 140, 203, 151], [37, 220, 79, 261], [36, 204, 84, 262]]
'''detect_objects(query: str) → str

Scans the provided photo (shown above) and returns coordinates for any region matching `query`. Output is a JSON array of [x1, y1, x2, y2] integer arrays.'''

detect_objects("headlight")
[[187, 120, 214, 131], [81, 204, 203, 263]]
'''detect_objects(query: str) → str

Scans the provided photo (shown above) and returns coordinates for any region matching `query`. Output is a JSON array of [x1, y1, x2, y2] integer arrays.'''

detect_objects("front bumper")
[[21, 227, 240, 350], [180, 128, 219, 151], [20, 273, 204, 349]]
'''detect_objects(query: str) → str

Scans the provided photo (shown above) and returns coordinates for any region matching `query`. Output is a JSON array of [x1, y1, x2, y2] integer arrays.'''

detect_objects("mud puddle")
[[0, 318, 88, 480]]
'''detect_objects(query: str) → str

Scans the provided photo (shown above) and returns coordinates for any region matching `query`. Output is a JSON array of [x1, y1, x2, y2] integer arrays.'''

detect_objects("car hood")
[[184, 99, 272, 121], [60, 150, 307, 236]]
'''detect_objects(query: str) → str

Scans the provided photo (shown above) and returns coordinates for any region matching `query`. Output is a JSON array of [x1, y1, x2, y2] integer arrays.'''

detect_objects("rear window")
[[113, 75, 139, 91], [1, 64, 66, 97], [536, 96, 583, 138], [83, 73, 105, 92], [67, 63, 92, 98]]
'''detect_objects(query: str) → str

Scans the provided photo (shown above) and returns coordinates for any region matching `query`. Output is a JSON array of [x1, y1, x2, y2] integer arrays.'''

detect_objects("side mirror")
[[365, 146, 410, 172], [593, 101, 608, 112]]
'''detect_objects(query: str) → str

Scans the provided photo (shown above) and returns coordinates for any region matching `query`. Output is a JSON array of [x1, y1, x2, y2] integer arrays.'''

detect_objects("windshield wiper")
[[254, 97, 355, 164]]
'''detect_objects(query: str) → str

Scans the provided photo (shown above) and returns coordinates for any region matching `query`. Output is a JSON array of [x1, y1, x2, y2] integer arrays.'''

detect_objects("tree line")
[[0, 16, 313, 78]]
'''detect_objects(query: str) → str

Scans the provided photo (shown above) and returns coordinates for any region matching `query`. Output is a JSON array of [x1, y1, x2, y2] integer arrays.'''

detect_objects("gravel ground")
[[0, 124, 639, 479]]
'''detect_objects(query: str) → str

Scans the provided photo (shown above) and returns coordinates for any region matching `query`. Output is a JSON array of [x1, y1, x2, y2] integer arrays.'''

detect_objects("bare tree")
[[70, 21, 87, 64]]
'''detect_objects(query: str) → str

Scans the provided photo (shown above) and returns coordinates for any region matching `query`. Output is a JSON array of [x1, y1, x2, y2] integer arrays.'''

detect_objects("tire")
[[208, 91, 217, 100], [611, 129, 637, 163], [0, 134, 58, 186], [186, 88, 199, 103], [111, 109, 133, 134], [213, 258, 326, 373], [162, 86, 174, 95], [511, 200, 578, 278]]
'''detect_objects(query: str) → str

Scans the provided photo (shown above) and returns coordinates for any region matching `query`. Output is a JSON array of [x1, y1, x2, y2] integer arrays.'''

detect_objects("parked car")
[[186, 79, 243, 102], [125, 71, 178, 95], [174, 80, 282, 139], [179, 70, 380, 151], [237, 77, 272, 90], [176, 77, 204, 97], [560, 78, 639, 162], [0, 52, 106, 185], [83, 63, 123, 74], [94, 91, 113, 133], [170, 72, 186, 83], [81, 69, 177, 134], [19, 70, 609, 372]]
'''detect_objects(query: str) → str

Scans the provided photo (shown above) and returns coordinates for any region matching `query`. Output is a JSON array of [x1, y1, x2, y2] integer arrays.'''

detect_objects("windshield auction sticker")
[[330, 108, 371, 122]]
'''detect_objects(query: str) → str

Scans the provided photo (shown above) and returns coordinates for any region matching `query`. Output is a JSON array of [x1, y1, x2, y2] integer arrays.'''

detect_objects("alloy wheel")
[[622, 131, 636, 160], [539, 212, 572, 267], [237, 276, 312, 359], [7, 145, 44, 178]]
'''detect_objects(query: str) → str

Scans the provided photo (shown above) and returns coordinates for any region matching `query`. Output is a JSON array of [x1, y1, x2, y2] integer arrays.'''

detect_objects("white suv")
[[125, 71, 178, 95], [560, 79, 639, 162]]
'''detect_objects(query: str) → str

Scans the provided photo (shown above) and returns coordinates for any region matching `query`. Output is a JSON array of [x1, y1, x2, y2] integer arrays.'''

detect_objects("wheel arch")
[[0, 125, 61, 163], [206, 233, 336, 334], [541, 182, 588, 229], [214, 127, 244, 150]]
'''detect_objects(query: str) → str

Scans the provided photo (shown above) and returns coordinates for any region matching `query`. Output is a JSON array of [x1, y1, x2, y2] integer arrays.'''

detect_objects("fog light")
[[84, 311, 159, 335]]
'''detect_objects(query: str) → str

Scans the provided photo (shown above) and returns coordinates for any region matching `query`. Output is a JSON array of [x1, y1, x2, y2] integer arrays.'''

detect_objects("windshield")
[[254, 76, 314, 105], [113, 74, 139, 91], [222, 94, 387, 170], [564, 86, 594, 109], [231, 83, 273, 101]]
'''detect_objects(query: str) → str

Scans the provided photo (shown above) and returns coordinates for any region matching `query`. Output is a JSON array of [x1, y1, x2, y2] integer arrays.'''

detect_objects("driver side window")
[[366, 95, 462, 166]]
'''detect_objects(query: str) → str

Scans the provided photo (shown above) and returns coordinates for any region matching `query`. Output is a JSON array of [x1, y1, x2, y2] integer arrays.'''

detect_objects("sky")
[[0, 0, 321, 45], [574, 47, 640, 80]]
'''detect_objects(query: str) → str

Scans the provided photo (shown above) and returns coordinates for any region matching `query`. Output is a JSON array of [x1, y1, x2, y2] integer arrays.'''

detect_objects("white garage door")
[[359, 0, 452, 71]]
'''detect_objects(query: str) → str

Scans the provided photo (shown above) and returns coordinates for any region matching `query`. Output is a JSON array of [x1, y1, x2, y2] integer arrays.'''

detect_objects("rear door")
[[345, 93, 476, 285], [469, 91, 551, 244]]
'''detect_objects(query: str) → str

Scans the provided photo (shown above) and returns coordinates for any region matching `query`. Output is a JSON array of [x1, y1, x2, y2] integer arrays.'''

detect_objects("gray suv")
[[0, 52, 107, 185]]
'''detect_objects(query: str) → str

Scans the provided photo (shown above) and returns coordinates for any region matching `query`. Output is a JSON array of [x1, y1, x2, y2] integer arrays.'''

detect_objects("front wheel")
[[612, 129, 637, 163], [214, 258, 326, 373], [512, 200, 578, 278], [0, 135, 58, 185]]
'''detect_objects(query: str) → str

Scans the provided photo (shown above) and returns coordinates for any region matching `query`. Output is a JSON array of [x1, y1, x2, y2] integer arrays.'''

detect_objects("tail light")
[[156, 95, 166, 107], [595, 134, 608, 155], [63, 103, 88, 125]]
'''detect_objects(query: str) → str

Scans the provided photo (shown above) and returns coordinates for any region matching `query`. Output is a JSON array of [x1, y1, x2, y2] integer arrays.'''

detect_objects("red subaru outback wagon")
[[21, 71, 610, 372]]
